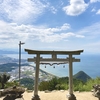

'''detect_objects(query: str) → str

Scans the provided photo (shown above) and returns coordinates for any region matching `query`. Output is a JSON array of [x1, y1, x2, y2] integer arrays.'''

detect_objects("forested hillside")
[[0, 63, 29, 72]]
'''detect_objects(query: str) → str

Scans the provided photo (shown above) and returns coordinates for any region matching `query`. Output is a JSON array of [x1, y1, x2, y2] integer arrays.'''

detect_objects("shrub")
[[0, 73, 10, 89], [39, 76, 100, 92], [39, 81, 49, 91]]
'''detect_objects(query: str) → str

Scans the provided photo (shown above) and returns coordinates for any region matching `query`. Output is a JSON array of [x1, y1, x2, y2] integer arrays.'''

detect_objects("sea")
[[3, 53, 100, 78]]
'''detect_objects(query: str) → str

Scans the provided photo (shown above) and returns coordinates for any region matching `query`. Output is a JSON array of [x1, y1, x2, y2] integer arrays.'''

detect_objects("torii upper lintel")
[[25, 49, 83, 55]]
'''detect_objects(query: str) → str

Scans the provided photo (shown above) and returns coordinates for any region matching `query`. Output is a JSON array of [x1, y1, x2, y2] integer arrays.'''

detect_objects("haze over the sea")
[[5, 53, 100, 78]]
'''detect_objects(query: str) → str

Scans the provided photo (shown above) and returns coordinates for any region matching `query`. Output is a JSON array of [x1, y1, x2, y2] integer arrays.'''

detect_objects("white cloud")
[[63, 0, 88, 16], [71, 22, 100, 53], [50, 6, 58, 14], [0, 0, 48, 24], [76, 22, 100, 50], [0, 21, 29, 43], [0, 20, 84, 49], [1, 21, 100, 53], [96, 9, 100, 14], [78, 22, 100, 36], [90, 0, 100, 3], [61, 23, 70, 30]]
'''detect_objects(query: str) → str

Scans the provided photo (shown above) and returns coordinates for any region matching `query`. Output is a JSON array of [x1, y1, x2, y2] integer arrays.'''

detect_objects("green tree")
[[20, 78, 34, 90], [5, 81, 19, 88], [48, 77, 59, 90], [0, 73, 10, 89], [39, 81, 49, 91]]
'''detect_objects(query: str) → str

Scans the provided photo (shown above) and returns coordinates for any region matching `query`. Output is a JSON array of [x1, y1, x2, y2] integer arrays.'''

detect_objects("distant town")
[[0, 54, 56, 82]]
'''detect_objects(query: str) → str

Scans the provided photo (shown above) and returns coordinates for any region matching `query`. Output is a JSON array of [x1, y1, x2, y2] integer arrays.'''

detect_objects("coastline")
[[29, 64, 59, 78], [1, 54, 100, 78]]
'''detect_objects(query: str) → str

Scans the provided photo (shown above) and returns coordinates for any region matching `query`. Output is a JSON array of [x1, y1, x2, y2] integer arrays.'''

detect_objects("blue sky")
[[0, 0, 100, 54]]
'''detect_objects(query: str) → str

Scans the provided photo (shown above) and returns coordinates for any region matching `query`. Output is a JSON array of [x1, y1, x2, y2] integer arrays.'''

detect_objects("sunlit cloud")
[[0, 0, 48, 24], [0, 20, 84, 46], [63, 0, 88, 16]]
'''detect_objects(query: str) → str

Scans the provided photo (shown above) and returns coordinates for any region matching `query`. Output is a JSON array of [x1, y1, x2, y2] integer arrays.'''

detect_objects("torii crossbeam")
[[25, 49, 83, 100]]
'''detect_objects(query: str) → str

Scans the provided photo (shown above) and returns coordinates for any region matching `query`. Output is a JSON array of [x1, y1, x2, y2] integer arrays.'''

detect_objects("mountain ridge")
[[0, 50, 26, 54], [73, 71, 91, 82]]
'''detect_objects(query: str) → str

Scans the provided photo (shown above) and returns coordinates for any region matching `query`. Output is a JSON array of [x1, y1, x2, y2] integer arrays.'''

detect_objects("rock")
[[1, 86, 25, 99], [92, 84, 100, 98], [44, 90, 51, 93]]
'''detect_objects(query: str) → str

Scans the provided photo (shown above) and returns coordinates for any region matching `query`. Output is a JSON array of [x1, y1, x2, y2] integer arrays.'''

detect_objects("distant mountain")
[[0, 63, 18, 72], [0, 63, 29, 72], [73, 71, 91, 82], [0, 49, 26, 54], [0, 55, 18, 64], [0, 55, 27, 64], [0, 50, 18, 54]]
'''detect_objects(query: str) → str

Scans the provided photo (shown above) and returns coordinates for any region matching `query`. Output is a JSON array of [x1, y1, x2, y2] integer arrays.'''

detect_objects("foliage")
[[82, 77, 100, 91], [1, 73, 98, 92], [58, 77, 69, 84], [39, 81, 49, 91], [74, 80, 84, 91], [1, 76, 98, 92], [39, 76, 100, 92], [5, 81, 19, 88], [0, 63, 18, 72], [0, 73, 10, 89], [20, 78, 34, 90], [0, 63, 29, 72], [48, 77, 59, 90], [74, 77, 100, 91], [39, 77, 69, 91]]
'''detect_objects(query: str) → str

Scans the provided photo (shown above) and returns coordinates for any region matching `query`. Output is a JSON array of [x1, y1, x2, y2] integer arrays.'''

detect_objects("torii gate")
[[25, 49, 83, 100]]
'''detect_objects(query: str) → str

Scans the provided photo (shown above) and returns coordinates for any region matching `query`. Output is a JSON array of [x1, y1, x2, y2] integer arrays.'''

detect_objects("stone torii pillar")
[[32, 53, 40, 100], [67, 54, 76, 100]]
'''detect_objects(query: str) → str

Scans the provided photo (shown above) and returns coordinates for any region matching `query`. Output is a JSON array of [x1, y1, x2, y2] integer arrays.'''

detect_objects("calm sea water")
[[4, 54, 100, 78]]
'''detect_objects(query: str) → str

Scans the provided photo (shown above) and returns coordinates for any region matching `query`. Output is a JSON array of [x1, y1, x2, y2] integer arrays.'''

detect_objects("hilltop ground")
[[0, 90, 98, 100]]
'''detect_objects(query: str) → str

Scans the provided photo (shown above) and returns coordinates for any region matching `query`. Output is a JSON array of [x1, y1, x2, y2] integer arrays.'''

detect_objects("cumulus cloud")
[[0, 20, 84, 46], [0, 0, 48, 24], [0, 21, 28, 44], [63, 0, 88, 16]]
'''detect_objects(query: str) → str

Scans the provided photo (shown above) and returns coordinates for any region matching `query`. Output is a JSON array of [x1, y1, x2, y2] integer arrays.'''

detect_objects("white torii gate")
[[25, 49, 83, 100]]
